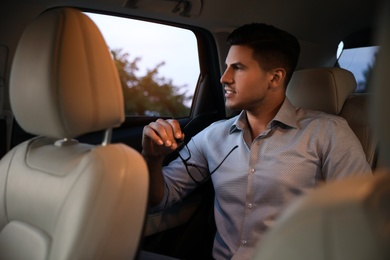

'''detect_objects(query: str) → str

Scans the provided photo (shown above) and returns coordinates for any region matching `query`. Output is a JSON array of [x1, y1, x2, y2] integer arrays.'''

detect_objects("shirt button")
[[242, 240, 247, 245], [249, 168, 255, 173], [248, 203, 253, 209]]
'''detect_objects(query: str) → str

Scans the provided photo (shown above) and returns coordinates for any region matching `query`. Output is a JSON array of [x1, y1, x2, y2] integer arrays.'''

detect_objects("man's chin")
[[225, 102, 242, 111]]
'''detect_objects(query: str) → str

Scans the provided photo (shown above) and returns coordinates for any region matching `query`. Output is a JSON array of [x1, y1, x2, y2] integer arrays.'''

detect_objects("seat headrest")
[[287, 68, 356, 115], [10, 8, 124, 138]]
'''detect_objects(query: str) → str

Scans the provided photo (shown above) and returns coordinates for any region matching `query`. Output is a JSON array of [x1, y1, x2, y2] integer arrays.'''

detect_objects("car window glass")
[[86, 12, 200, 117], [337, 43, 379, 93]]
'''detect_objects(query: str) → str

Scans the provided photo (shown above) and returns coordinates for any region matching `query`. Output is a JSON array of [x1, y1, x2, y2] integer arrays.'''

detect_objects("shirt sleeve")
[[321, 116, 372, 180], [150, 133, 209, 211]]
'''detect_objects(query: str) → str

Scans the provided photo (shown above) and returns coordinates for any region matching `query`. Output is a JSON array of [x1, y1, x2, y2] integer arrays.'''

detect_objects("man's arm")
[[142, 119, 184, 206], [322, 118, 372, 180]]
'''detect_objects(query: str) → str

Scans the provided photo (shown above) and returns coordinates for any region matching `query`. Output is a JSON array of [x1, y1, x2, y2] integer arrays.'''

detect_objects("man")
[[142, 23, 371, 259]]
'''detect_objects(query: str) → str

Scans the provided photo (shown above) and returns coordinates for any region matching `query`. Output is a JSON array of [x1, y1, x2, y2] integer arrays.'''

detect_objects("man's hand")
[[142, 118, 185, 159]]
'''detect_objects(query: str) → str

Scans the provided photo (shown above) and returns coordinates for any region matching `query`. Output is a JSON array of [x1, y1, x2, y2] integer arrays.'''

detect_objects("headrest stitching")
[[79, 12, 97, 131], [55, 9, 69, 137]]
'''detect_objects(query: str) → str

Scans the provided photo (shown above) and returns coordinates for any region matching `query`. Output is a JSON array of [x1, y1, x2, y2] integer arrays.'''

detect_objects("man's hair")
[[227, 23, 300, 87]]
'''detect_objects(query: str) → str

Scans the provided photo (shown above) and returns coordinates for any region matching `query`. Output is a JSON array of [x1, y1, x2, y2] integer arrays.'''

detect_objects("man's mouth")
[[225, 88, 236, 95]]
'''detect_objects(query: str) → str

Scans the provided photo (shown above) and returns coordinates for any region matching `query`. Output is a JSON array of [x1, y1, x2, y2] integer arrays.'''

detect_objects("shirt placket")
[[238, 128, 272, 251]]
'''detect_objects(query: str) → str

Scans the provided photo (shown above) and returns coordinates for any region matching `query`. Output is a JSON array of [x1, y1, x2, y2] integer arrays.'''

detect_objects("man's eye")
[[232, 64, 242, 70]]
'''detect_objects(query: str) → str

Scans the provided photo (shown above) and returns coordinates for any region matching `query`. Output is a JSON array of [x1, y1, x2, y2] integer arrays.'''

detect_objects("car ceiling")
[[1, 0, 382, 47]]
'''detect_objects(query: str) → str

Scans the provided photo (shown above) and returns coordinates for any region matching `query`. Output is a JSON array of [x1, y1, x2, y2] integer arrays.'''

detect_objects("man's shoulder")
[[297, 107, 346, 123], [190, 116, 238, 147], [204, 115, 237, 132], [193, 115, 238, 140], [295, 107, 351, 131]]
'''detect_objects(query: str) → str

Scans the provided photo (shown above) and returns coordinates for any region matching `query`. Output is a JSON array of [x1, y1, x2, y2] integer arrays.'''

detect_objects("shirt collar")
[[229, 97, 298, 134]]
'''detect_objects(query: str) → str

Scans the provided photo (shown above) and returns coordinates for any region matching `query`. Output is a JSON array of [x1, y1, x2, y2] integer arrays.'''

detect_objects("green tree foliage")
[[360, 51, 378, 93], [111, 48, 192, 117]]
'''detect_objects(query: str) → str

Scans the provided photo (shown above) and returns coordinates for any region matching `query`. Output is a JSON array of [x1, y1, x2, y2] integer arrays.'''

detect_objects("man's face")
[[221, 45, 274, 112]]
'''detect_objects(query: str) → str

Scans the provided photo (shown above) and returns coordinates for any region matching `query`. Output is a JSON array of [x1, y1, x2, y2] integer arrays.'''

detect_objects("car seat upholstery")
[[252, 4, 390, 260], [287, 67, 356, 115], [340, 93, 378, 168], [251, 172, 390, 260], [286, 67, 377, 167], [0, 7, 149, 260]]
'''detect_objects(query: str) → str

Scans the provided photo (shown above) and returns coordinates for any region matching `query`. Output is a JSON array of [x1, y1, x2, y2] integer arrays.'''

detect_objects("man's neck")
[[246, 96, 285, 140]]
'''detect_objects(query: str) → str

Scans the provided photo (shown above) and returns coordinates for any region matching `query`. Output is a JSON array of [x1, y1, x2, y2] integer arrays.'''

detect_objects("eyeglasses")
[[177, 143, 238, 185]]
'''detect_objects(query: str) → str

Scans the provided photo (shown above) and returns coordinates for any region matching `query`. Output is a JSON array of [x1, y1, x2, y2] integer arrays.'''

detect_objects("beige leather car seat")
[[340, 93, 378, 167], [287, 67, 356, 115], [0, 8, 149, 260], [252, 3, 390, 260], [287, 67, 377, 167]]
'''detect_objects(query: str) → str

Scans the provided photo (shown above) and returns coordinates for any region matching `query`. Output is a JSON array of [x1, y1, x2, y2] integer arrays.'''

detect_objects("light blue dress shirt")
[[157, 97, 372, 260]]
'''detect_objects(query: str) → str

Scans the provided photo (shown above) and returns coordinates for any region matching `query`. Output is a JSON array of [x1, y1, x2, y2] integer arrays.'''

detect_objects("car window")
[[337, 42, 379, 93], [86, 12, 200, 117]]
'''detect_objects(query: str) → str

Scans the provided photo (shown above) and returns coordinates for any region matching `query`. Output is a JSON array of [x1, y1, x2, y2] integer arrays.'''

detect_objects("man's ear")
[[270, 68, 286, 88]]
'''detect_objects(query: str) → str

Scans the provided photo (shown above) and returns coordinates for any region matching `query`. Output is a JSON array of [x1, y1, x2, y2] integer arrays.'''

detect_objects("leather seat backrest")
[[252, 172, 390, 260], [340, 93, 378, 167], [287, 67, 377, 168], [287, 67, 356, 115], [0, 8, 149, 260]]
